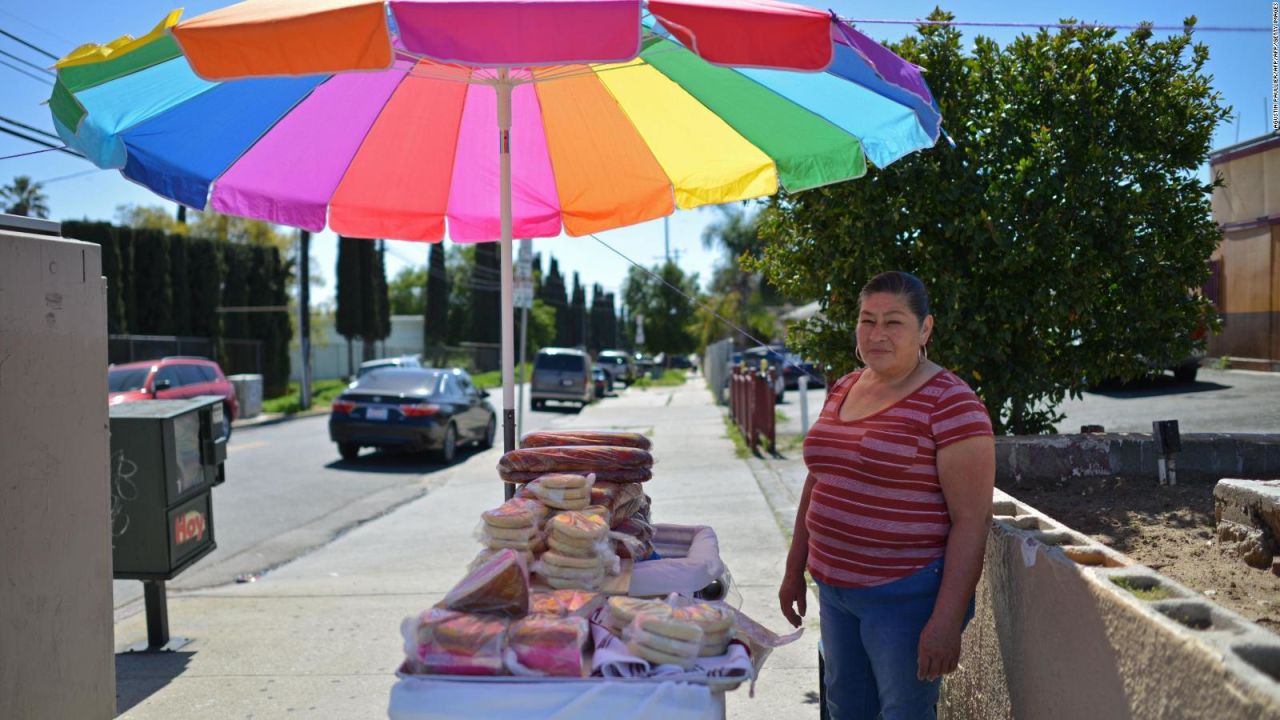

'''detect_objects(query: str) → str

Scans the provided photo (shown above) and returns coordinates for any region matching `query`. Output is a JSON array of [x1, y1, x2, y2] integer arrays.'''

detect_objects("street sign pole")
[[514, 239, 533, 464]]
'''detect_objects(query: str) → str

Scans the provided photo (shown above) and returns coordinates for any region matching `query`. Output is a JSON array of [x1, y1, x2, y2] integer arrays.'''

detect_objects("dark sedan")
[[329, 368, 496, 463]]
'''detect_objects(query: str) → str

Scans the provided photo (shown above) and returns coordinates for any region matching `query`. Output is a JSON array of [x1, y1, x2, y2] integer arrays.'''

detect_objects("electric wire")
[[0, 27, 59, 60]]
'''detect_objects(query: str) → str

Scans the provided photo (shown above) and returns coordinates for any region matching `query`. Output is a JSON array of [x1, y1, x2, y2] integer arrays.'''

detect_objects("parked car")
[[329, 367, 495, 463], [531, 347, 594, 410], [357, 354, 422, 378], [592, 367, 610, 398], [596, 350, 636, 386], [667, 355, 693, 370], [108, 357, 239, 438]]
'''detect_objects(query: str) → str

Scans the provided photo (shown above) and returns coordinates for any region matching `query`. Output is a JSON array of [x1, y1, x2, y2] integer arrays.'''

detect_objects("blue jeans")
[[817, 558, 973, 720]]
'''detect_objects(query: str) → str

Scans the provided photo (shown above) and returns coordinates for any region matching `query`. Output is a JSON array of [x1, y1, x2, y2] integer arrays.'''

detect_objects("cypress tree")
[[169, 234, 192, 336], [335, 235, 364, 374], [539, 256, 568, 346], [131, 228, 173, 335], [221, 244, 252, 340], [569, 273, 586, 348], [187, 237, 225, 356], [375, 240, 391, 346], [424, 242, 448, 355], [357, 239, 381, 362], [471, 242, 500, 344], [65, 220, 127, 334]]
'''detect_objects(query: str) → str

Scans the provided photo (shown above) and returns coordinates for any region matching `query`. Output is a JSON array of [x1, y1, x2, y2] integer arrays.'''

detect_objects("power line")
[[0, 126, 81, 157], [38, 168, 103, 184], [0, 57, 52, 85], [0, 146, 68, 161], [0, 27, 59, 60], [0, 48, 52, 75], [0, 114, 59, 141], [591, 232, 824, 385], [0, 9, 77, 47], [841, 17, 1269, 33]]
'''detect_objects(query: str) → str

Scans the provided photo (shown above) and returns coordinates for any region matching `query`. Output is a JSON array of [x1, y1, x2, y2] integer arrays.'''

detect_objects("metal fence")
[[729, 366, 777, 455], [107, 334, 263, 376]]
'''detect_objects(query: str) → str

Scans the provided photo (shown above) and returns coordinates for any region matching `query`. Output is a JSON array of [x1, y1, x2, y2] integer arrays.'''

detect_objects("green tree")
[[622, 261, 699, 358], [131, 228, 174, 335], [187, 237, 225, 352], [335, 236, 365, 373], [390, 265, 428, 315], [446, 244, 474, 345], [116, 204, 186, 235], [169, 235, 192, 336], [424, 243, 449, 357], [371, 240, 391, 356], [539, 256, 569, 345], [569, 273, 586, 347], [750, 12, 1228, 434], [221, 244, 253, 340], [1, 176, 49, 217], [471, 242, 501, 344]]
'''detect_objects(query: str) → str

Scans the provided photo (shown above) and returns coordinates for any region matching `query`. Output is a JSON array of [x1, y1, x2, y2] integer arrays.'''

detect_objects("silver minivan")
[[531, 347, 593, 410]]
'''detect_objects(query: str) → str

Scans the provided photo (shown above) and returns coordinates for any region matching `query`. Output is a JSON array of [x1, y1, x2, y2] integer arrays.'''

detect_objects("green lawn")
[[471, 365, 532, 389], [261, 379, 349, 415], [632, 368, 686, 389]]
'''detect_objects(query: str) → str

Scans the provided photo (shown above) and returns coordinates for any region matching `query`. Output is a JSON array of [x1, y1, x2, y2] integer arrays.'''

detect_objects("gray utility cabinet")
[[1, 217, 114, 719], [109, 396, 227, 580]]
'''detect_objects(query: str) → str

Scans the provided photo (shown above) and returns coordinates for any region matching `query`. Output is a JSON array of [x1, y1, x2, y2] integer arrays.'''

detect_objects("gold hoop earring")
[[855, 345, 864, 363]]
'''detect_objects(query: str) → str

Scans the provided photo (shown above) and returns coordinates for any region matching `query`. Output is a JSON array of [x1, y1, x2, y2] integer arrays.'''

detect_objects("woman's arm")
[[917, 435, 995, 681], [779, 471, 819, 627]]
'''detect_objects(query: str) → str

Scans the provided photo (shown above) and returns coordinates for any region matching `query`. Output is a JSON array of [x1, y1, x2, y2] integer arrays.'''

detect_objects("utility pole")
[[663, 216, 670, 261], [298, 230, 312, 410]]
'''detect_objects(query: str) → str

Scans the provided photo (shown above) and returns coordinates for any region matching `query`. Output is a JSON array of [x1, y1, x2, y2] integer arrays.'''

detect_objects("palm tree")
[[1, 176, 50, 218]]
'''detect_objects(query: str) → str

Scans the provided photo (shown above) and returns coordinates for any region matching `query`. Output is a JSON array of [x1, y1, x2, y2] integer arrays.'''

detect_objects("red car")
[[108, 357, 239, 436]]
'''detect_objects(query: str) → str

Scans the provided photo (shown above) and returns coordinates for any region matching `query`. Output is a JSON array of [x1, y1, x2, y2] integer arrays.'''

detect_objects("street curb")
[[232, 406, 331, 431]]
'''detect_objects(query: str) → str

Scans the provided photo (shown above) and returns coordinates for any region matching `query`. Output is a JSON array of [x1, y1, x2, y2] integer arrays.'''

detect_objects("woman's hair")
[[859, 271, 930, 325]]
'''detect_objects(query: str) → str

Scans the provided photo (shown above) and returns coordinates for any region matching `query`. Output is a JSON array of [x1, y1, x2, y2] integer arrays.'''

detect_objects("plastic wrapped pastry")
[[498, 446, 653, 474], [442, 548, 530, 618], [411, 607, 509, 676], [519, 430, 652, 450], [505, 615, 590, 677]]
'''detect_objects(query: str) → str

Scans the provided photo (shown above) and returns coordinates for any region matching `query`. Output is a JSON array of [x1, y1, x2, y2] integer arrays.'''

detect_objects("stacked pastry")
[[538, 511, 610, 590], [673, 603, 736, 656], [623, 608, 704, 669], [523, 473, 592, 510], [479, 497, 546, 560], [498, 445, 654, 484], [602, 596, 667, 635]]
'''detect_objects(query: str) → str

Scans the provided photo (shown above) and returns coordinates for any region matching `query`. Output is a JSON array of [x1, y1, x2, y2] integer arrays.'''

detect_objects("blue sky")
[[0, 1, 1270, 306]]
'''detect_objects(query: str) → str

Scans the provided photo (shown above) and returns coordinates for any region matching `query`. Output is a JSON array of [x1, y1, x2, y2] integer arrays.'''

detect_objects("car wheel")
[[222, 402, 234, 441], [338, 442, 360, 461], [480, 415, 496, 449], [436, 424, 458, 464], [532, 399, 544, 411]]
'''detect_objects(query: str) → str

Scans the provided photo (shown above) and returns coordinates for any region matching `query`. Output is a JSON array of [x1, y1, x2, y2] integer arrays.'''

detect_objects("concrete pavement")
[[113, 377, 821, 719]]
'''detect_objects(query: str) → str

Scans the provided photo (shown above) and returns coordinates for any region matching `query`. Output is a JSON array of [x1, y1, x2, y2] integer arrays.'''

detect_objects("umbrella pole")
[[498, 70, 517, 500]]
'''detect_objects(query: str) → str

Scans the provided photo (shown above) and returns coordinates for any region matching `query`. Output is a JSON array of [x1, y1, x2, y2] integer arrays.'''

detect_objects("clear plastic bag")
[[498, 446, 654, 474], [504, 615, 590, 677], [500, 467, 652, 484], [528, 590, 604, 618], [519, 430, 652, 450], [621, 610, 704, 669], [524, 473, 596, 510], [407, 607, 509, 676], [442, 548, 531, 618]]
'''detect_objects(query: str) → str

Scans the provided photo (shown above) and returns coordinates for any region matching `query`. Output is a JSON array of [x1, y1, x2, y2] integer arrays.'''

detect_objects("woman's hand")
[[778, 571, 808, 628], [916, 613, 963, 681]]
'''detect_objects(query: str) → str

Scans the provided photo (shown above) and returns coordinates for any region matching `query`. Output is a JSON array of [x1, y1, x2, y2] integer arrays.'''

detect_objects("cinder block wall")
[[939, 490, 1280, 720]]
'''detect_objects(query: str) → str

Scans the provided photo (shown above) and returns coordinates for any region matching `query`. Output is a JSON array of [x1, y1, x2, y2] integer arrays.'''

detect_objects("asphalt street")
[[111, 382, 572, 615], [776, 367, 1279, 437]]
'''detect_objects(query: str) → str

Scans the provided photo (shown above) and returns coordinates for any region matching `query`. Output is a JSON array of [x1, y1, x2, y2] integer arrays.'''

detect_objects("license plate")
[[365, 407, 388, 421]]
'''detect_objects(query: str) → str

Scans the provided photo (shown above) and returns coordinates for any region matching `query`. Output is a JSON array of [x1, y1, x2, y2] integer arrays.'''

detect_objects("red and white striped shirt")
[[802, 369, 993, 588]]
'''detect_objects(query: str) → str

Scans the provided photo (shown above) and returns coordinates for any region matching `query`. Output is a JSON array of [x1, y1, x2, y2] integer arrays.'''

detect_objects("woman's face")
[[857, 292, 932, 375]]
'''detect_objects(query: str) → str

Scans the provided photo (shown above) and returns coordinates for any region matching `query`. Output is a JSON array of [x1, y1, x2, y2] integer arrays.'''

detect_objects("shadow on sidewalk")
[[1087, 376, 1230, 398], [324, 446, 490, 474], [115, 650, 194, 716]]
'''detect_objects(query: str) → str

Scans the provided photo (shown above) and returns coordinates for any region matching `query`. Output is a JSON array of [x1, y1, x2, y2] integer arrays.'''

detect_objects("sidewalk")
[[114, 378, 821, 719]]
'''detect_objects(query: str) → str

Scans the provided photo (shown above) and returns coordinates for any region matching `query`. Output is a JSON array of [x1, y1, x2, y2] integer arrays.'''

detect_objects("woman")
[[779, 271, 995, 720]]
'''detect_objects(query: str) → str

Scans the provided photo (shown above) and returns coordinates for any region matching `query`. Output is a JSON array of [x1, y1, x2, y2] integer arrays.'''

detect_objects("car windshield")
[[535, 354, 584, 371], [352, 369, 445, 395], [600, 356, 626, 366], [108, 367, 150, 392]]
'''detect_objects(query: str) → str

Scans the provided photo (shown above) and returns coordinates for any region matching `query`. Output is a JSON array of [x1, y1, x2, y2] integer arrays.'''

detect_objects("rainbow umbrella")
[[51, 0, 942, 451]]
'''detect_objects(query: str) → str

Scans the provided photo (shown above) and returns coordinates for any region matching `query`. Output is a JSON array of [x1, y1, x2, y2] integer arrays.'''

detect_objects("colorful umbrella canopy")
[[50, 0, 942, 455], [51, 0, 941, 242]]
